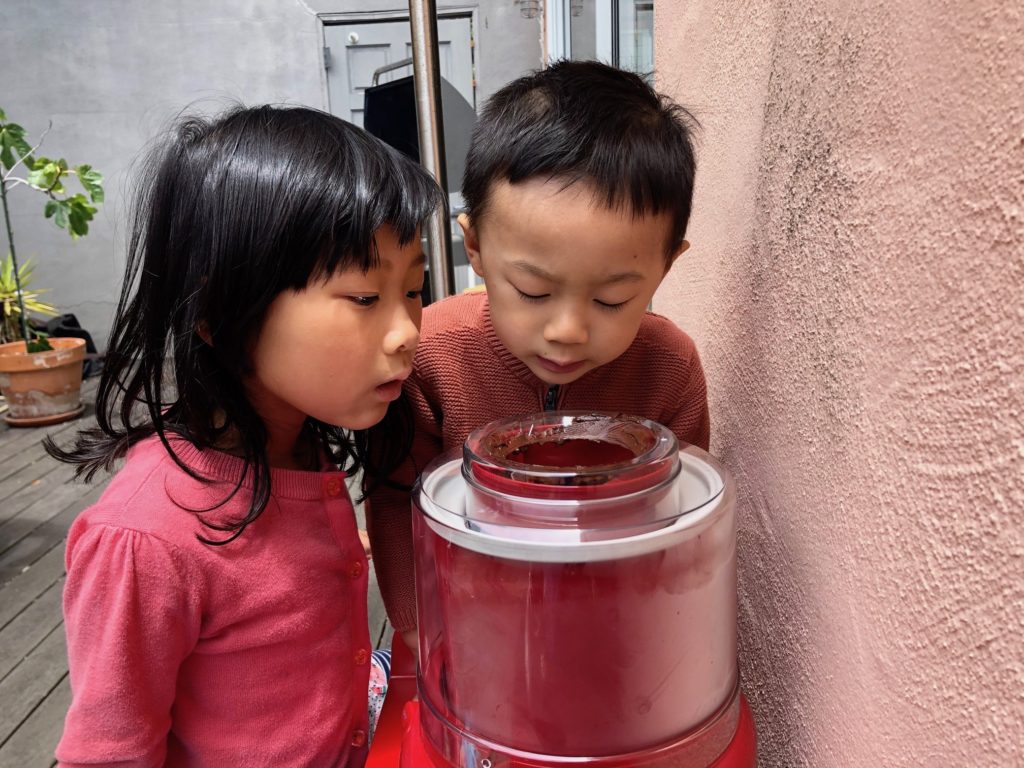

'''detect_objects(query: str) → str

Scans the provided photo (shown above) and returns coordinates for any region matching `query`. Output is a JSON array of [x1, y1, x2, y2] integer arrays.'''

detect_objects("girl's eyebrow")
[[378, 251, 427, 272], [510, 259, 644, 285]]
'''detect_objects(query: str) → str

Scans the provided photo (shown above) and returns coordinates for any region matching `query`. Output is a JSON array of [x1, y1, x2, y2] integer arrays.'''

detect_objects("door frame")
[[317, 6, 479, 110]]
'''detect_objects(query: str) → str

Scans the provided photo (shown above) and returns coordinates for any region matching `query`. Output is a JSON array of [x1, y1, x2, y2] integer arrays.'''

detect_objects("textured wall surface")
[[655, 2, 1023, 765]]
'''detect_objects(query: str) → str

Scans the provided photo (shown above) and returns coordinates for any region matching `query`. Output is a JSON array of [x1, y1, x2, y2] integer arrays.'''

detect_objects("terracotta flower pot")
[[0, 337, 87, 427]]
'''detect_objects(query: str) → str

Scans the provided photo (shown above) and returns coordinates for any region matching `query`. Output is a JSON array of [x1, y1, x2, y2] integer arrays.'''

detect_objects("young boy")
[[366, 60, 708, 649]]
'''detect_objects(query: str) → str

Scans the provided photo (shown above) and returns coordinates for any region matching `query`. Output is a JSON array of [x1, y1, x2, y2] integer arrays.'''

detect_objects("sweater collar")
[[165, 438, 345, 501]]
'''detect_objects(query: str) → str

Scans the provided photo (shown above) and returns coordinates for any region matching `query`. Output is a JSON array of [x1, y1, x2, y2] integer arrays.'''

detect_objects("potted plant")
[[0, 107, 103, 427]]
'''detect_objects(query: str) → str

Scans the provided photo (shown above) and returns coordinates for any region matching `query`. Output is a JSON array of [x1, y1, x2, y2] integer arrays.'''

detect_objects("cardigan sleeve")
[[57, 523, 202, 768], [365, 368, 444, 632]]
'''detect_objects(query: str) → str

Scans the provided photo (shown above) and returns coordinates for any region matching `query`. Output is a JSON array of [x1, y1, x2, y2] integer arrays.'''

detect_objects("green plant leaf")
[[75, 164, 104, 203], [54, 200, 69, 229], [0, 123, 31, 170], [44, 199, 59, 219], [66, 194, 96, 239], [27, 159, 61, 190], [0, 134, 11, 170], [0, 107, 7, 121]]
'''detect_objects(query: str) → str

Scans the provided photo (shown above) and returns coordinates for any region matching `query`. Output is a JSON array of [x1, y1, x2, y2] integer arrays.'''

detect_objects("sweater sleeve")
[[57, 523, 202, 768], [666, 339, 711, 451], [365, 368, 443, 632]]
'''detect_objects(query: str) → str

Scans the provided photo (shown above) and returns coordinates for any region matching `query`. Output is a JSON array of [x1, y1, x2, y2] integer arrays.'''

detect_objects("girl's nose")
[[543, 304, 589, 346], [383, 304, 420, 355]]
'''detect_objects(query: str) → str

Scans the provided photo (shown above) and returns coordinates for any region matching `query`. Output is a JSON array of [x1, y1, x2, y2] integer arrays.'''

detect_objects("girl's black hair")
[[462, 59, 699, 259], [46, 105, 445, 543]]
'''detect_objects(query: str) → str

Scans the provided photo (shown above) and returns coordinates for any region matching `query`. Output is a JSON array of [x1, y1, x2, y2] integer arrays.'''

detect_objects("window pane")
[[618, 0, 654, 76], [569, 0, 599, 60]]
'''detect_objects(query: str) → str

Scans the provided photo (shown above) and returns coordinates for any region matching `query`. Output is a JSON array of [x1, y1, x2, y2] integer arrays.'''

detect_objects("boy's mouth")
[[536, 356, 585, 375]]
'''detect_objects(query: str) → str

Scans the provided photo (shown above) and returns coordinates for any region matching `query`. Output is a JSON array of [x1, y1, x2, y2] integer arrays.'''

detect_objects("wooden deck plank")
[[0, 460, 71, 522], [0, 674, 68, 767], [0, 403, 92, 468], [0, 474, 94, 554], [0, 414, 96, 528], [0, 623, 67, 746], [0, 578, 64, 682], [0, 484, 105, 585], [0, 541, 65, 627], [0, 460, 81, 532]]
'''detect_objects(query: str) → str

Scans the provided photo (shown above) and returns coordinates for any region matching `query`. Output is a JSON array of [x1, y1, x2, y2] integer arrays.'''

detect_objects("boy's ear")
[[666, 240, 691, 270], [458, 213, 484, 278]]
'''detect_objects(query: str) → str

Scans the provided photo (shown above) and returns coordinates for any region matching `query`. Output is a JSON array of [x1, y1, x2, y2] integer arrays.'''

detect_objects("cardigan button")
[[324, 477, 343, 497], [354, 647, 369, 665], [351, 729, 366, 747], [348, 560, 364, 579]]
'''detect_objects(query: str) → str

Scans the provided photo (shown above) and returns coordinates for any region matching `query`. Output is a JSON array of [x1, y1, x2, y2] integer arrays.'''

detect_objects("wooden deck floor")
[[0, 379, 391, 766]]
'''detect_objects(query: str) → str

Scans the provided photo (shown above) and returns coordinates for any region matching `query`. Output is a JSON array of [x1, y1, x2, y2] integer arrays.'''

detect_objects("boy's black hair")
[[46, 105, 445, 543], [462, 60, 698, 258]]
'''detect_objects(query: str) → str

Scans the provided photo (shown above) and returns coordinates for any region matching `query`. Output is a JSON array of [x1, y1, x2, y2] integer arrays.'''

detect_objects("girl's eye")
[[347, 295, 379, 307], [406, 288, 424, 300], [515, 288, 549, 303], [596, 298, 629, 311]]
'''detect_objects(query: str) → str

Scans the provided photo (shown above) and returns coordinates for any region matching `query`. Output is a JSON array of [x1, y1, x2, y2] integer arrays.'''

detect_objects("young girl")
[[46, 105, 444, 767]]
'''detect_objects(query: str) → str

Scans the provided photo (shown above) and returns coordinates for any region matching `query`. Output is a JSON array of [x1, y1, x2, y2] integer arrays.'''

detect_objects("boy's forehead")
[[488, 177, 602, 209], [477, 178, 675, 257]]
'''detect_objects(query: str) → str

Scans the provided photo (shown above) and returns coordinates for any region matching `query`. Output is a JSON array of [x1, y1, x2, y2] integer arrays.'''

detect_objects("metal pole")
[[408, 0, 455, 299]]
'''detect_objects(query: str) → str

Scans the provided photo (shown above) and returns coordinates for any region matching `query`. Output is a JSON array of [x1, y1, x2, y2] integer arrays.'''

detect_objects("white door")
[[324, 16, 475, 128]]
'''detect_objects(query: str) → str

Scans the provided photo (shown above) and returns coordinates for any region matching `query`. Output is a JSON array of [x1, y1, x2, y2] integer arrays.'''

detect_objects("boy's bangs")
[[464, 62, 698, 255]]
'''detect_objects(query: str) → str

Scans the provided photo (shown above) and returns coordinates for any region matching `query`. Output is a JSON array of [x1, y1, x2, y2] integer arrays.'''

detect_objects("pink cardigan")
[[366, 292, 710, 631], [58, 437, 372, 767]]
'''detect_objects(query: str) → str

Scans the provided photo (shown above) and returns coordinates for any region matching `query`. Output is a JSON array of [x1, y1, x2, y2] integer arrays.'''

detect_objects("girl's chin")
[[334, 405, 390, 432]]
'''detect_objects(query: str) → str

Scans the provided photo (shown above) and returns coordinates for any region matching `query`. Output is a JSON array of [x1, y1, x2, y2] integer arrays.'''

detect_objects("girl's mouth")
[[375, 371, 410, 401], [375, 380, 404, 401]]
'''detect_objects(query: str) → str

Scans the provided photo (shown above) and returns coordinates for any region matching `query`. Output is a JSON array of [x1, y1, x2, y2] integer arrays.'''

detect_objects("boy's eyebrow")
[[510, 260, 645, 285]]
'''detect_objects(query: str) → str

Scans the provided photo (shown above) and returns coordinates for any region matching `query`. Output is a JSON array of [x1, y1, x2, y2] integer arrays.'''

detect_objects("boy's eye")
[[406, 288, 423, 300], [515, 288, 549, 302], [595, 298, 629, 311], [346, 295, 379, 307]]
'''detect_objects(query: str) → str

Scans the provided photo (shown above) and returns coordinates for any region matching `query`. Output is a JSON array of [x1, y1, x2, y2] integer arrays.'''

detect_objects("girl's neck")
[[266, 426, 319, 471], [211, 413, 319, 472], [242, 378, 320, 471]]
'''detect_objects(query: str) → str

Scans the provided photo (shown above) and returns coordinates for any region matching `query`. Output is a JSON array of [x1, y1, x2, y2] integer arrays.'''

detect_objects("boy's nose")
[[543, 306, 589, 346]]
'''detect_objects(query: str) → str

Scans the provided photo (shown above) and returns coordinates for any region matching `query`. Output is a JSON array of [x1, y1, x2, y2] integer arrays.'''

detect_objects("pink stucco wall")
[[654, 3, 1023, 765]]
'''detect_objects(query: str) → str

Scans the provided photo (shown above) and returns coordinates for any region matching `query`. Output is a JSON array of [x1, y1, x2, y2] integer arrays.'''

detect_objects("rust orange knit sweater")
[[365, 292, 710, 631]]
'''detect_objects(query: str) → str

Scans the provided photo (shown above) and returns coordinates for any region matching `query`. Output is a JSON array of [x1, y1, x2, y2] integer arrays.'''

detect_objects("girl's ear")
[[458, 213, 484, 278], [196, 320, 213, 346]]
